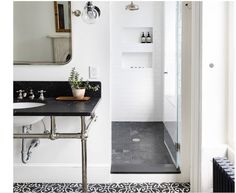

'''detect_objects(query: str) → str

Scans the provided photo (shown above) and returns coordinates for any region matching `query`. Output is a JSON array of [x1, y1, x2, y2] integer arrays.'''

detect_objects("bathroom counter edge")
[[13, 97, 101, 116]]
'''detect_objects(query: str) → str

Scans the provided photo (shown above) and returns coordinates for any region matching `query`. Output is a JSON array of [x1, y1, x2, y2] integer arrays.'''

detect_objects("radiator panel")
[[213, 157, 235, 192]]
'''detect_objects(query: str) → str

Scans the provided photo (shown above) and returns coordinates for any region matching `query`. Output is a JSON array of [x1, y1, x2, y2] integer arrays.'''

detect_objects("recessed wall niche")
[[122, 52, 152, 69], [122, 27, 153, 44], [121, 27, 154, 69]]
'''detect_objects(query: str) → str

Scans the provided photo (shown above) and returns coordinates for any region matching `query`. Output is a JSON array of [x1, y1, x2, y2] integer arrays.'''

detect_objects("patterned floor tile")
[[14, 182, 190, 193]]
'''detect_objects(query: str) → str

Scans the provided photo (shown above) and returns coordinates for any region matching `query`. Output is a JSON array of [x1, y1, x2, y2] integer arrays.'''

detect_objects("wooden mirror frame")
[[54, 1, 71, 32]]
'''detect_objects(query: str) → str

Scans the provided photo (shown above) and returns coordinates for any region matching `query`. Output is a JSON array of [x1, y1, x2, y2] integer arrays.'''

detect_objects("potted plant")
[[68, 67, 99, 99]]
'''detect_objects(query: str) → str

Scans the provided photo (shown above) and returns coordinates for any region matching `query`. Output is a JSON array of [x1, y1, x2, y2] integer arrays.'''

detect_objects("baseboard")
[[14, 164, 110, 183], [14, 163, 189, 183], [227, 146, 235, 164]]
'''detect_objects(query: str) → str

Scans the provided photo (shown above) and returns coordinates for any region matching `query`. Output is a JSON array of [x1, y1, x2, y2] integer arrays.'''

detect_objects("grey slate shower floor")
[[111, 122, 180, 173]]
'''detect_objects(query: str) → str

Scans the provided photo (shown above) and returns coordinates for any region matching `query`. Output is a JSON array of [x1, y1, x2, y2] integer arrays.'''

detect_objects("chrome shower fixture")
[[126, 1, 139, 11], [82, 1, 101, 24]]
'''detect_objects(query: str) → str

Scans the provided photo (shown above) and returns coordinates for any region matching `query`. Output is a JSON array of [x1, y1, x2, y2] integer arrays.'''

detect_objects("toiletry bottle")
[[141, 32, 146, 43], [146, 32, 152, 43]]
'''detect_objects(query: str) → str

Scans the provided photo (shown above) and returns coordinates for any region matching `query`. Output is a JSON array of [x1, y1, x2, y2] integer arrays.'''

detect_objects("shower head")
[[125, 1, 139, 11]]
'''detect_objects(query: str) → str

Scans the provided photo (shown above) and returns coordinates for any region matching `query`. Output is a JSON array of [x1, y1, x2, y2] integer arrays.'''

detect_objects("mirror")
[[54, 1, 71, 32], [13, 1, 72, 65]]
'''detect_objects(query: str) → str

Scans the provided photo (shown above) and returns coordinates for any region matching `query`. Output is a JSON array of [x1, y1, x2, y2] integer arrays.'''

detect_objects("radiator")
[[213, 157, 235, 192]]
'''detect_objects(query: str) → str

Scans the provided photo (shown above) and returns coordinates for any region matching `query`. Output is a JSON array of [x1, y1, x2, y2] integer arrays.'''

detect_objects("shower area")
[[110, 1, 182, 173]]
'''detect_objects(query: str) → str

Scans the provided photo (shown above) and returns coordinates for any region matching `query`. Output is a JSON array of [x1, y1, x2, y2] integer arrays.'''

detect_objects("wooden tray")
[[56, 96, 90, 101]]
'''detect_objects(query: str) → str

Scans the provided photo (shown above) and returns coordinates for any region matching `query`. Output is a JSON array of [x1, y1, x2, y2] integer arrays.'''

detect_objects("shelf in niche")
[[122, 43, 154, 52], [122, 27, 153, 44], [122, 52, 152, 69]]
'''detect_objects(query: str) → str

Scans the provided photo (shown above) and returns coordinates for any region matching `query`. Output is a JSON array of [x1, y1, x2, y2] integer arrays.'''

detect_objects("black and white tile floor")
[[14, 182, 190, 193]]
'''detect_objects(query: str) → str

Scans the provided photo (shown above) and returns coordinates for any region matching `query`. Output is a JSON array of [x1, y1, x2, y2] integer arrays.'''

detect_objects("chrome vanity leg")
[[21, 126, 28, 164], [81, 116, 88, 193], [50, 116, 57, 140]]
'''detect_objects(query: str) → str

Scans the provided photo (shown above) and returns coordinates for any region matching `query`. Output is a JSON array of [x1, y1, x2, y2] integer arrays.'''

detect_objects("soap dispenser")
[[141, 32, 146, 43], [146, 32, 152, 43]]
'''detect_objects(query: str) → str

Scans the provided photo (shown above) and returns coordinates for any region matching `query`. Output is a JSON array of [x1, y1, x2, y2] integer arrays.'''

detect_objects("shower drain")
[[132, 138, 140, 142]]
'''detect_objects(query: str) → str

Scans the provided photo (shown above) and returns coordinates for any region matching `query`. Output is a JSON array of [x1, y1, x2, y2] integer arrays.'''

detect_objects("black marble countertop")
[[13, 81, 102, 117], [14, 97, 101, 116]]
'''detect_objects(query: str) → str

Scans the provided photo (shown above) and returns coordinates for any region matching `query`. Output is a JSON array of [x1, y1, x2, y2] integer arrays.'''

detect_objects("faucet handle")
[[28, 89, 35, 100], [16, 90, 24, 99], [38, 90, 46, 101], [38, 90, 46, 93], [16, 89, 24, 93]]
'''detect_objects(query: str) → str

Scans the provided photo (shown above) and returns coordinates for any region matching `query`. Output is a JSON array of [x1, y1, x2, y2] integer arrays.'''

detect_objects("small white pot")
[[72, 88, 86, 99]]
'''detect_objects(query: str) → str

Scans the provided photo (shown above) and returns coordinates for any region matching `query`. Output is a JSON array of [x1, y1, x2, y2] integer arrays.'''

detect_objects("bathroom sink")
[[14, 102, 45, 127], [14, 102, 45, 109]]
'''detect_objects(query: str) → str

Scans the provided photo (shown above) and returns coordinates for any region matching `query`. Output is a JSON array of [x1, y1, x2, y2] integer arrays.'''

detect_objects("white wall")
[[14, 1, 111, 182], [227, 1, 235, 163], [110, 2, 163, 121], [202, 2, 228, 146], [201, 2, 229, 192], [14, 1, 191, 183]]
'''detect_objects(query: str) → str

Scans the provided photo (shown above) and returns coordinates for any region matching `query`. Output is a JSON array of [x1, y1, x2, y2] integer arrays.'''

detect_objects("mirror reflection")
[[13, 1, 72, 65], [54, 1, 71, 32]]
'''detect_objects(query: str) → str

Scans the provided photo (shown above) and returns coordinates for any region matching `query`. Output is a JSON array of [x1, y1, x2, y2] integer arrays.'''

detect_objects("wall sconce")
[[72, 1, 101, 24], [72, 10, 81, 17]]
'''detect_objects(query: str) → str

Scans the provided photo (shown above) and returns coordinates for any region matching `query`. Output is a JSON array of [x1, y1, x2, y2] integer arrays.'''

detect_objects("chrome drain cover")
[[132, 138, 140, 142]]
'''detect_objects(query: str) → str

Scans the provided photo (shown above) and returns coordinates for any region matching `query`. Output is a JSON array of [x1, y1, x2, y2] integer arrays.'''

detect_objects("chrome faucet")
[[16, 90, 27, 100], [38, 90, 46, 101], [28, 89, 35, 100]]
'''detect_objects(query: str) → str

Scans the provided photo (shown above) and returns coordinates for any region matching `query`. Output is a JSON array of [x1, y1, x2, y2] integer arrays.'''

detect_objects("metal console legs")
[[50, 116, 89, 192], [81, 116, 88, 193], [14, 116, 91, 193]]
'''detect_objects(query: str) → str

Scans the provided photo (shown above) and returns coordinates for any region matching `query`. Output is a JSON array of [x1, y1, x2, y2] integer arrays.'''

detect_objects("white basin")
[[14, 102, 45, 127], [14, 102, 45, 109]]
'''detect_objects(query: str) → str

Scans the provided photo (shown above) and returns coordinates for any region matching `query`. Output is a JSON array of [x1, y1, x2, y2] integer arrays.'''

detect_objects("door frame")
[[190, 2, 202, 192]]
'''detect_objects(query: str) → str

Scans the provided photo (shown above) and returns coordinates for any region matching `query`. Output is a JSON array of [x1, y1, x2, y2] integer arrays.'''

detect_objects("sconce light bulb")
[[82, 1, 101, 24]]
